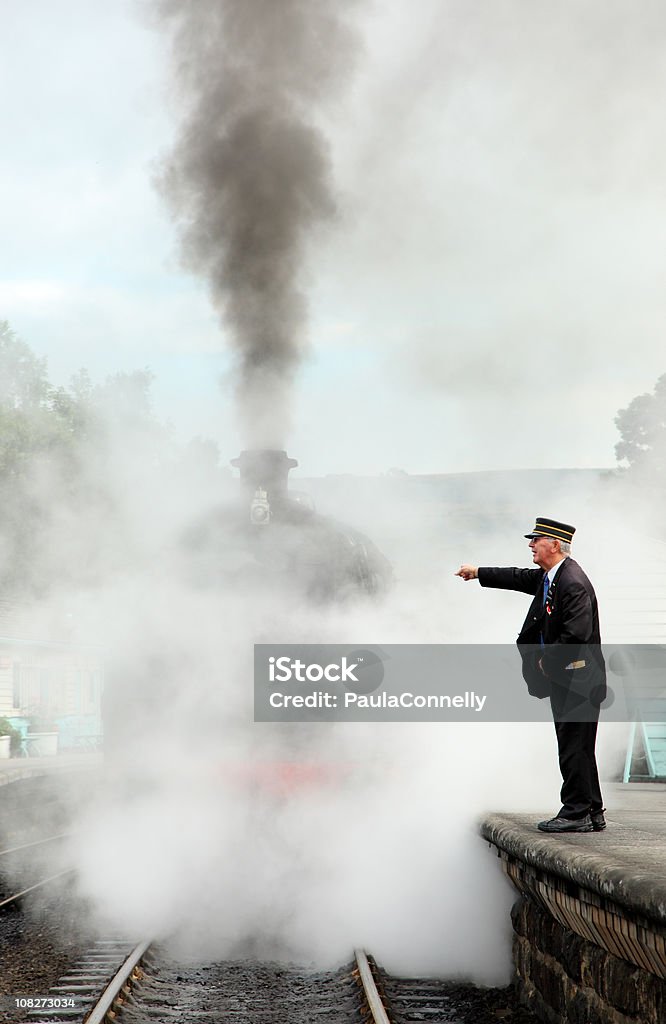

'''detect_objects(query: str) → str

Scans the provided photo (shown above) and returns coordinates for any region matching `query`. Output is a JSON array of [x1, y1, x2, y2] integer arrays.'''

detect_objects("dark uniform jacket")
[[478, 558, 606, 709]]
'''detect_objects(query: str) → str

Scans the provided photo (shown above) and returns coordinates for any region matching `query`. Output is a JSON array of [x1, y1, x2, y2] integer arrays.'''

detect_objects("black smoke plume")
[[153, 0, 361, 447]]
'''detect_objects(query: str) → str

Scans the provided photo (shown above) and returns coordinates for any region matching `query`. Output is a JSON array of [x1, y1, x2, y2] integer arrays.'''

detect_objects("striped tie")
[[540, 574, 549, 648]]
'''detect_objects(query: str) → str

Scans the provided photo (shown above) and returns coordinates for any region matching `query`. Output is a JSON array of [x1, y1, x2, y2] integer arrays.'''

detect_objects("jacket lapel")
[[547, 557, 574, 613]]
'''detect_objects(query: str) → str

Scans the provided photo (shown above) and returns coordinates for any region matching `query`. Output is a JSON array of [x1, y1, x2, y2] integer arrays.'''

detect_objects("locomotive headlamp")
[[250, 487, 271, 526]]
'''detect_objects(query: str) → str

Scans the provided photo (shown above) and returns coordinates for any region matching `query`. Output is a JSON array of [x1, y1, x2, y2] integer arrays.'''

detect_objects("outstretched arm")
[[455, 564, 542, 594]]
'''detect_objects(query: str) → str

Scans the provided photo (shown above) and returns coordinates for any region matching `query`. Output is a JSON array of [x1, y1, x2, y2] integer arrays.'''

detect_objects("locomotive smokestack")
[[231, 449, 298, 507]]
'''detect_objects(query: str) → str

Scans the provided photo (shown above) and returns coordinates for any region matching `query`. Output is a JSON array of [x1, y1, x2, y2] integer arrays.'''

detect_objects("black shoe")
[[537, 814, 593, 833], [590, 809, 606, 831]]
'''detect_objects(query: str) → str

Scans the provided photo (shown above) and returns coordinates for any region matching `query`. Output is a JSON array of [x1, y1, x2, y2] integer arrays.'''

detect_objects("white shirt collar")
[[545, 555, 568, 584]]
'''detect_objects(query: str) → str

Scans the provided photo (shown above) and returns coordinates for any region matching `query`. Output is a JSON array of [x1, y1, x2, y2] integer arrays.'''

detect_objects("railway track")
[[7, 939, 149, 1024], [0, 834, 74, 912], [2, 837, 494, 1022], [11, 945, 533, 1024], [354, 950, 498, 1023]]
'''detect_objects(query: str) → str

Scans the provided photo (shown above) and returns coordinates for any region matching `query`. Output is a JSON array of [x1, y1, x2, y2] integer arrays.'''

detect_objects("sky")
[[2, 0, 666, 476]]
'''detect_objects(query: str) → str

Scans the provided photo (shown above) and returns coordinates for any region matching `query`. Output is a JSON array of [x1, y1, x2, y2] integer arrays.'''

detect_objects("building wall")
[[0, 638, 103, 738]]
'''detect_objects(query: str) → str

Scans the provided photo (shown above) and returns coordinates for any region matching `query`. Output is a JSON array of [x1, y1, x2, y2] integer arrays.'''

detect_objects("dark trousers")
[[551, 718, 603, 818]]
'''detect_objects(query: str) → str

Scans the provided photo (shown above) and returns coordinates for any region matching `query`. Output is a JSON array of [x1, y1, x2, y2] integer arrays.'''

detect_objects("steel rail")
[[84, 940, 151, 1024], [0, 833, 71, 858], [0, 868, 74, 909], [354, 949, 391, 1024]]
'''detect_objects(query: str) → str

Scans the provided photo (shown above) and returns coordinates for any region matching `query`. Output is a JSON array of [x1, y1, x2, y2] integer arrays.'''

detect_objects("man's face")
[[529, 535, 559, 569]]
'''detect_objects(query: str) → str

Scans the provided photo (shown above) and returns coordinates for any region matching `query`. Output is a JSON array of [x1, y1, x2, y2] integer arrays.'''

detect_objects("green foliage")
[[0, 321, 92, 480], [0, 320, 218, 596], [0, 321, 49, 408], [0, 322, 167, 473], [615, 373, 666, 480], [0, 717, 22, 755]]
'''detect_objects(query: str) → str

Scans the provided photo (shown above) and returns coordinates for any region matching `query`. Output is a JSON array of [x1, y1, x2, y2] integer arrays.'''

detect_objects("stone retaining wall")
[[512, 896, 666, 1024]]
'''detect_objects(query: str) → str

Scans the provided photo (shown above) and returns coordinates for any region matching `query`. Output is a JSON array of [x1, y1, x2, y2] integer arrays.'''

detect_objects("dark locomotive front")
[[188, 448, 392, 601]]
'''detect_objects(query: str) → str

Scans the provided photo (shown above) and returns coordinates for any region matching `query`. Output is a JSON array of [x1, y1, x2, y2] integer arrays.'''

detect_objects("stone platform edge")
[[480, 811, 666, 931]]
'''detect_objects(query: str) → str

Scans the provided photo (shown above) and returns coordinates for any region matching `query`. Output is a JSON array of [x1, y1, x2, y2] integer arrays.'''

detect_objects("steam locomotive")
[[102, 450, 392, 776], [185, 448, 392, 601]]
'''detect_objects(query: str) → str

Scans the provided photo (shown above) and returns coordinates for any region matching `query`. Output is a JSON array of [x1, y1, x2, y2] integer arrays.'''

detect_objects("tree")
[[0, 322, 210, 595], [0, 322, 104, 481], [615, 373, 666, 480], [0, 321, 50, 407], [0, 321, 232, 597]]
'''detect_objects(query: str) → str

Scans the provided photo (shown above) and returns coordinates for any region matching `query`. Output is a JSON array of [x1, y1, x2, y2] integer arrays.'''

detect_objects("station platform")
[[481, 783, 666, 1023], [0, 752, 103, 787]]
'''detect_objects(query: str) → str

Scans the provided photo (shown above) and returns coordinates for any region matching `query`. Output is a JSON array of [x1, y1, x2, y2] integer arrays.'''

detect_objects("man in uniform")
[[455, 517, 606, 833]]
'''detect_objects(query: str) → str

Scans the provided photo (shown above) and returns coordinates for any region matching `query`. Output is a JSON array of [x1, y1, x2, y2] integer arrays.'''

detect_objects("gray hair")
[[540, 536, 571, 554]]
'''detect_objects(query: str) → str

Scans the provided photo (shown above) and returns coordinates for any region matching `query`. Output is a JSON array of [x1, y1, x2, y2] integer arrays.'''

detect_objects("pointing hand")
[[455, 564, 478, 581]]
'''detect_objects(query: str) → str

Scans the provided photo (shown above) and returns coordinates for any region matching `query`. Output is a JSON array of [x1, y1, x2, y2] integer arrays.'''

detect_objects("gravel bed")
[[120, 955, 363, 1024], [115, 953, 542, 1024], [0, 889, 97, 1023], [379, 971, 542, 1023]]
